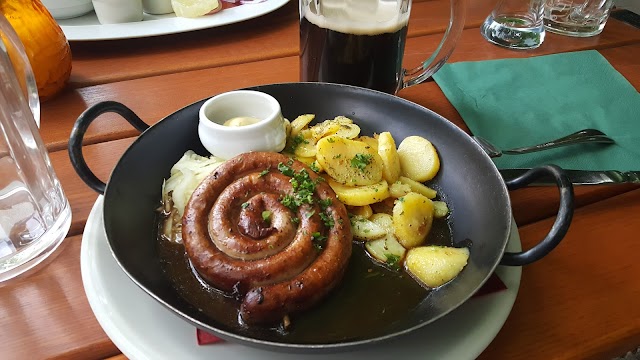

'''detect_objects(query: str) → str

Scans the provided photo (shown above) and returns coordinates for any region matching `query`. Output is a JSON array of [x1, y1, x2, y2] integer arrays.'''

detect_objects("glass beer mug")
[[0, 13, 71, 282], [299, 0, 466, 94]]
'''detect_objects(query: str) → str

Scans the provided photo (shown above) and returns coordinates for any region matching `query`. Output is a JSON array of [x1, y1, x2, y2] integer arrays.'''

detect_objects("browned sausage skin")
[[182, 152, 353, 325]]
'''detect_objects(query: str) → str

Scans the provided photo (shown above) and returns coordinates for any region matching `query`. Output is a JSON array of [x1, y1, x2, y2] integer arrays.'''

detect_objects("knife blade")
[[499, 169, 640, 185]]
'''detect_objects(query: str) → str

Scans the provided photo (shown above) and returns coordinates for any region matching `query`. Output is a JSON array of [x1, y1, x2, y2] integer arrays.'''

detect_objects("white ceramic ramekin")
[[198, 90, 287, 160]]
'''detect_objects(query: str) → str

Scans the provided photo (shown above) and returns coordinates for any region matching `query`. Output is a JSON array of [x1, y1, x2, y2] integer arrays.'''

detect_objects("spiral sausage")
[[182, 152, 352, 325]]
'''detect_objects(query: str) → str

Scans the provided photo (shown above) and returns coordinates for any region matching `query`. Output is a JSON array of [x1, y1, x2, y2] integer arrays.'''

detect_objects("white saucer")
[[81, 196, 522, 360]]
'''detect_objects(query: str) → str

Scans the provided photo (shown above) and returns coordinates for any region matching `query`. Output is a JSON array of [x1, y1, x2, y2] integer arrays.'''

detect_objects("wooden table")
[[2, 0, 639, 359]]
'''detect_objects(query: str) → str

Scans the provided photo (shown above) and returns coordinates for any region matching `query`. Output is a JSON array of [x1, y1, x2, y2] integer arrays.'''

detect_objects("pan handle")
[[500, 165, 574, 266], [68, 101, 149, 194]]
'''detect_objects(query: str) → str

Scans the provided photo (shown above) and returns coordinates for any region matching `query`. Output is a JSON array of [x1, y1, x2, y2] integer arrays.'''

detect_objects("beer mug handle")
[[401, 0, 467, 89]]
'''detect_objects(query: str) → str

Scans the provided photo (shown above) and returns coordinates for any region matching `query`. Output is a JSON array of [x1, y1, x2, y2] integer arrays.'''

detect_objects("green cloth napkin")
[[432, 50, 640, 171]]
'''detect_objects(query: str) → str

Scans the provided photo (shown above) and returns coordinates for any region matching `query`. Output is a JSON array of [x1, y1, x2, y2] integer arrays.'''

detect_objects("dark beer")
[[300, 15, 408, 94]]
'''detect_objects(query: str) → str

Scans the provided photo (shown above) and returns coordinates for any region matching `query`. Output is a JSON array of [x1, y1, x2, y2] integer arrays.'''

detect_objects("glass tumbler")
[[0, 13, 71, 282], [480, 0, 545, 49], [544, 0, 615, 37]]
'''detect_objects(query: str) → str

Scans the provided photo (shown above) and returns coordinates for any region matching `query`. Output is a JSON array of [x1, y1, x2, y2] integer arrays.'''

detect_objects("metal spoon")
[[472, 129, 615, 158]]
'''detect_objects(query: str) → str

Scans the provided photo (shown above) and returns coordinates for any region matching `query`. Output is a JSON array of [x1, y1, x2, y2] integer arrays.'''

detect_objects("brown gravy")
[[157, 212, 453, 343]]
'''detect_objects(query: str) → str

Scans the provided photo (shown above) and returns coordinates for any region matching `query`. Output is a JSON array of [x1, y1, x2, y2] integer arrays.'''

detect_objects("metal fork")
[[473, 129, 615, 158]]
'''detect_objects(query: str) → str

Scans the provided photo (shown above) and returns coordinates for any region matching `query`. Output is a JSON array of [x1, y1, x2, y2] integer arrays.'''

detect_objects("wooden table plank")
[[67, 0, 299, 88], [0, 236, 119, 360], [64, 0, 639, 91], [41, 34, 640, 153], [65, 0, 500, 88], [479, 188, 640, 360], [402, 18, 640, 76], [7, 4, 639, 359]]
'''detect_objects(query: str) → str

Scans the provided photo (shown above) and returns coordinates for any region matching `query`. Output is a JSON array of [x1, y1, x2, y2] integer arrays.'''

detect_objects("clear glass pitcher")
[[0, 13, 71, 282], [299, 0, 467, 94]]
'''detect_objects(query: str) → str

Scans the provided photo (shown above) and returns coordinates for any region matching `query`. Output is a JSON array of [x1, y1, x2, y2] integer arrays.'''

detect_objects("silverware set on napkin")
[[473, 129, 639, 184]]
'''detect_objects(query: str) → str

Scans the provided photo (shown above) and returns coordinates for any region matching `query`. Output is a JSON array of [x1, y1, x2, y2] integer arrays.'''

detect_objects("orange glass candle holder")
[[1, 0, 72, 101]]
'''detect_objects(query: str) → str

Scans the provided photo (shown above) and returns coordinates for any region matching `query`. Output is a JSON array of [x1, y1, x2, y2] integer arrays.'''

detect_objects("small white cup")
[[92, 0, 144, 24], [41, 0, 94, 20], [142, 0, 174, 15], [198, 91, 287, 160]]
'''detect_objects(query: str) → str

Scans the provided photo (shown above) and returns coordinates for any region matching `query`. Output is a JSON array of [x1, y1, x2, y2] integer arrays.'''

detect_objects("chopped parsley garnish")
[[290, 169, 315, 193], [286, 134, 308, 153], [297, 191, 315, 207], [280, 194, 296, 209], [241, 202, 250, 209], [311, 232, 328, 251], [350, 153, 373, 171], [258, 168, 270, 177], [318, 198, 332, 210], [277, 163, 317, 211], [292, 217, 300, 225], [277, 162, 295, 177], [275, 162, 337, 233], [262, 210, 272, 222], [385, 254, 402, 271], [319, 212, 334, 228]]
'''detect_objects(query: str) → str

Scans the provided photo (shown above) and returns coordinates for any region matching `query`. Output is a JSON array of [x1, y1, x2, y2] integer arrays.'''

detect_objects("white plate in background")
[[58, 0, 289, 41]]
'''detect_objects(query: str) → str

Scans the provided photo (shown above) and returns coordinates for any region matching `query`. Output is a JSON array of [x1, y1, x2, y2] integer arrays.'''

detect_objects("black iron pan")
[[69, 82, 573, 353]]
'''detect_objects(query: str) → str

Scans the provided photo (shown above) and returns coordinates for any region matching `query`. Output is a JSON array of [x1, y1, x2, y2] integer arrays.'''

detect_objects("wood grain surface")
[[2, 0, 639, 359]]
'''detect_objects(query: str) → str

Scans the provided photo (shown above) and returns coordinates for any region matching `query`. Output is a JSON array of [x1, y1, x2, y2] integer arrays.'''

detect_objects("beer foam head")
[[303, 0, 410, 35]]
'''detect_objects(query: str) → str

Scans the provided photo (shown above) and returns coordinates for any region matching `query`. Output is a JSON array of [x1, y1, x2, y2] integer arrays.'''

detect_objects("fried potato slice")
[[398, 176, 437, 199], [377, 132, 401, 184], [316, 136, 383, 186], [309, 116, 360, 141], [326, 178, 390, 206], [357, 135, 379, 152], [350, 215, 387, 241], [293, 129, 317, 158], [405, 246, 469, 288], [392, 192, 434, 249], [290, 114, 315, 137], [346, 204, 373, 219], [311, 121, 342, 141], [333, 123, 360, 139], [293, 155, 316, 167], [389, 181, 411, 198], [397, 136, 440, 182], [365, 213, 406, 267], [433, 201, 450, 218]]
